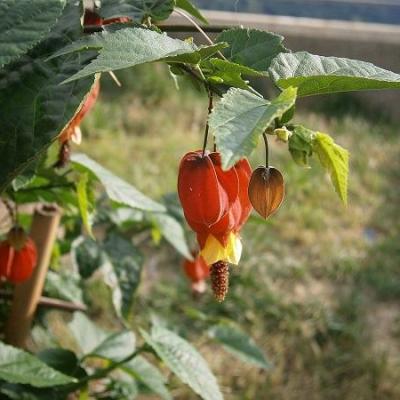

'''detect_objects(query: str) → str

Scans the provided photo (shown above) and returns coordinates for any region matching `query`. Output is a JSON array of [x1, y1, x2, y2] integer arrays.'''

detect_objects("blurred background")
[[74, 1, 400, 398]]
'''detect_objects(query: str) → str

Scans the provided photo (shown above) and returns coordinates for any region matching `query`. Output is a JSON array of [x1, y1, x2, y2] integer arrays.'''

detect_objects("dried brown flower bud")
[[248, 166, 285, 219]]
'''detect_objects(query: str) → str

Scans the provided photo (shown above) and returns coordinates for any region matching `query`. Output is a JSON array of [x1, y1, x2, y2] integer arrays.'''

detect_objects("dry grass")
[[75, 64, 400, 399]]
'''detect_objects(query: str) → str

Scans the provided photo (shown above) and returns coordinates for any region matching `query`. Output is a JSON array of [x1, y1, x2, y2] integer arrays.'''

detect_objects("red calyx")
[[178, 151, 238, 227], [0, 227, 37, 284], [177, 151, 252, 250]]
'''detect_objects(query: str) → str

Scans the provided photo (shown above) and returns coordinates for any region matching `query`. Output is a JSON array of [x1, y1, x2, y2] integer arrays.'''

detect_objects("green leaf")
[[106, 377, 138, 398], [52, 27, 225, 83], [0, 342, 76, 387], [103, 233, 143, 319], [289, 125, 314, 167], [88, 331, 136, 363], [72, 237, 104, 279], [210, 87, 297, 169], [0, 1, 95, 193], [208, 324, 271, 370], [151, 213, 192, 259], [0, 0, 66, 68], [141, 326, 223, 400], [37, 348, 84, 378], [99, 0, 174, 22], [175, 0, 208, 25], [123, 356, 172, 400], [45, 270, 84, 303], [69, 312, 136, 362], [71, 153, 166, 212], [76, 172, 93, 238], [11, 161, 38, 191], [313, 132, 349, 205], [203, 58, 265, 90], [269, 52, 400, 96], [68, 312, 108, 355], [216, 28, 288, 72]]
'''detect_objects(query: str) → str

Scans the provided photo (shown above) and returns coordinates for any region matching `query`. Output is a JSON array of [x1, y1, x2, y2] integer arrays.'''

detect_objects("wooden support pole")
[[4, 204, 61, 348]]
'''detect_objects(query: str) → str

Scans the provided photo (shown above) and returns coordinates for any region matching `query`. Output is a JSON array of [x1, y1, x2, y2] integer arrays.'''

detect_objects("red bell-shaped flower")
[[0, 227, 37, 284], [178, 151, 252, 267], [206, 157, 252, 245], [178, 151, 238, 227], [183, 253, 209, 294]]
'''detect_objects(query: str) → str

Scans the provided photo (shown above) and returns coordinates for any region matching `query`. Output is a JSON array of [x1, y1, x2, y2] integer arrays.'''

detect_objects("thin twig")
[[173, 9, 227, 60], [63, 347, 145, 392], [202, 89, 213, 156], [159, 24, 226, 33], [0, 290, 87, 312], [2, 199, 15, 225], [178, 64, 223, 96], [16, 183, 75, 193], [263, 132, 269, 166]]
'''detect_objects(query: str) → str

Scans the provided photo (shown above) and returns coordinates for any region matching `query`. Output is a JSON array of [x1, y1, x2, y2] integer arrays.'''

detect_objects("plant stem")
[[62, 347, 145, 392], [202, 89, 213, 156], [2, 199, 16, 225], [178, 64, 223, 97], [263, 132, 269, 166], [159, 24, 226, 33], [173, 9, 227, 61], [0, 289, 87, 312], [16, 183, 75, 193]]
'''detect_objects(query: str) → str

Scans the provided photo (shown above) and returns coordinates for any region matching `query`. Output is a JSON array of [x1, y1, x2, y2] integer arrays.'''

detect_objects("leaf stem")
[[263, 132, 269, 166], [173, 9, 227, 61], [202, 89, 213, 156], [178, 64, 223, 97], [16, 183, 75, 193], [61, 346, 145, 392], [2, 199, 16, 225]]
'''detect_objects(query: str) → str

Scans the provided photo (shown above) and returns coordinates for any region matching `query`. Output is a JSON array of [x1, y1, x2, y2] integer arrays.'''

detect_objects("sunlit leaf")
[[76, 172, 93, 237], [50, 27, 226, 83], [72, 153, 166, 212], [210, 87, 297, 169], [217, 28, 288, 72], [313, 132, 349, 205], [270, 52, 400, 96]]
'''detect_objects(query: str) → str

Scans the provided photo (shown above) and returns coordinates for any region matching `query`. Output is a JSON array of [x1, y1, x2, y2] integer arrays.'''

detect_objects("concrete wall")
[[164, 10, 400, 120]]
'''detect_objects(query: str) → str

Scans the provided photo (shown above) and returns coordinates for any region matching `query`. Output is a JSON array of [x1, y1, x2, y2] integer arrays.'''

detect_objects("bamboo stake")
[[4, 204, 61, 348]]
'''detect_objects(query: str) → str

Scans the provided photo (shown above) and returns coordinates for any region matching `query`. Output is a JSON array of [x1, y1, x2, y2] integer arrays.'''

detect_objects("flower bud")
[[183, 253, 210, 295], [274, 127, 292, 142], [248, 166, 285, 219]]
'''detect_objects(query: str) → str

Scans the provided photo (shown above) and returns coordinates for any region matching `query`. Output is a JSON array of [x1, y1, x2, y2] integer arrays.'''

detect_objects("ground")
[[77, 64, 400, 399]]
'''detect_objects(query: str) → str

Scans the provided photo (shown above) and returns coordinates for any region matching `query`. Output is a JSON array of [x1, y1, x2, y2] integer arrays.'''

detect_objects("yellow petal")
[[200, 233, 242, 265]]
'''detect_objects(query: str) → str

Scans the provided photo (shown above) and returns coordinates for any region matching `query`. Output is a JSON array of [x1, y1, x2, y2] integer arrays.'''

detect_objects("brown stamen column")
[[210, 261, 229, 302]]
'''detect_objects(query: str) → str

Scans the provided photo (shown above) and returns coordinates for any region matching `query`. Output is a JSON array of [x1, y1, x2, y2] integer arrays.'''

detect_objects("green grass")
[[78, 64, 400, 399]]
